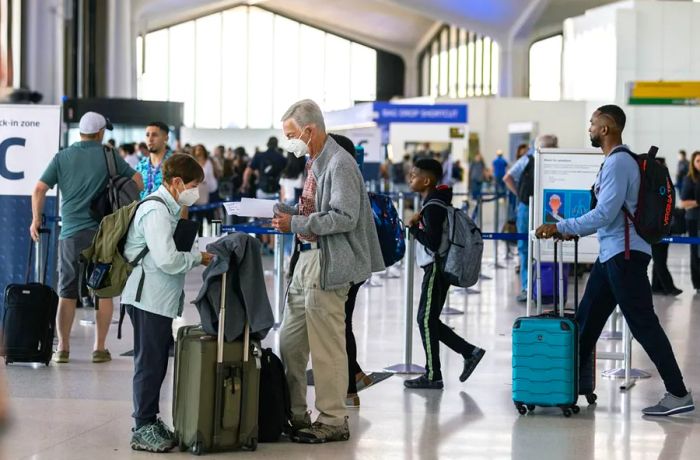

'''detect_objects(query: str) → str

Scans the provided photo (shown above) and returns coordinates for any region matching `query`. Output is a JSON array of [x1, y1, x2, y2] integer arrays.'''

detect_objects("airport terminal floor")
[[3, 242, 699, 460]]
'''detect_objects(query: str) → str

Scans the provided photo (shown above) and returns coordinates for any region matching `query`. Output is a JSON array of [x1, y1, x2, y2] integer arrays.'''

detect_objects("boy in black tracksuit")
[[404, 159, 486, 389]]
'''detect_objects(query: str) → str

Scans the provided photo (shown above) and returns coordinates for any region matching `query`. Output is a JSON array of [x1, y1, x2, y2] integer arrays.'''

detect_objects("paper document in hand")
[[222, 202, 241, 216], [223, 198, 276, 218]]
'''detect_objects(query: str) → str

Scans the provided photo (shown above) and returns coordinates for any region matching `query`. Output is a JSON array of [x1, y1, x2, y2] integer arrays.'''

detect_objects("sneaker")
[[460, 348, 486, 382], [52, 350, 69, 364], [642, 392, 695, 416], [516, 291, 528, 303], [92, 349, 112, 363], [293, 419, 350, 444], [289, 411, 312, 435], [130, 422, 174, 453], [154, 418, 177, 448], [355, 372, 373, 391], [403, 375, 444, 389], [345, 393, 360, 408]]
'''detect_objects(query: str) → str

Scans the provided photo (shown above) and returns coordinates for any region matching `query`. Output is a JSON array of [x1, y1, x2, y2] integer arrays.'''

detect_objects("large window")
[[529, 35, 563, 101], [418, 25, 499, 98], [137, 6, 377, 128]]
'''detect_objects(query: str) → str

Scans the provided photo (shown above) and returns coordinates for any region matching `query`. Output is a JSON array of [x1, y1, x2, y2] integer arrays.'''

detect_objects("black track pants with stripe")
[[417, 262, 476, 381]]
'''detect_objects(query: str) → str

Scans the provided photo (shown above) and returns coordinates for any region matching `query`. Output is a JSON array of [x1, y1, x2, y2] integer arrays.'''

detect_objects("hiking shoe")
[[289, 411, 312, 435], [642, 392, 695, 416], [154, 418, 177, 448], [92, 349, 112, 363], [52, 351, 69, 364], [516, 291, 527, 303], [345, 393, 360, 408], [404, 375, 444, 389], [355, 372, 373, 391], [130, 422, 174, 453], [293, 419, 350, 444], [460, 348, 486, 382]]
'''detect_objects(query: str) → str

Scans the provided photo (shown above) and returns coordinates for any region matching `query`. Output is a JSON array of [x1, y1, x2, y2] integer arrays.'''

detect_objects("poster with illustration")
[[543, 189, 592, 223]]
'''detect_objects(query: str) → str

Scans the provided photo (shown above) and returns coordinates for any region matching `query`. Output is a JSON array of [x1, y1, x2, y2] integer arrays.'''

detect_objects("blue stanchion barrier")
[[188, 202, 225, 212], [221, 224, 290, 235], [480, 232, 700, 245]]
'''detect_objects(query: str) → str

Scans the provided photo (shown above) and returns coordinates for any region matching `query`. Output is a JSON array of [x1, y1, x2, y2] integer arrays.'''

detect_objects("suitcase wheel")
[[585, 393, 598, 405], [244, 438, 258, 451], [526, 404, 535, 412], [571, 405, 580, 414], [562, 408, 572, 417], [515, 403, 527, 415]]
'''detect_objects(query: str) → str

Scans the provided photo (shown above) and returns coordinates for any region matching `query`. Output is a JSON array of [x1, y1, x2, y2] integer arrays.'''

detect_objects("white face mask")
[[177, 183, 200, 206], [286, 130, 310, 158]]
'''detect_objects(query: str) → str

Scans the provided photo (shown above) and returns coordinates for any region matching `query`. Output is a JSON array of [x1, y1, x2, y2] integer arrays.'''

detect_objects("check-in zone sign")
[[0, 105, 61, 196]]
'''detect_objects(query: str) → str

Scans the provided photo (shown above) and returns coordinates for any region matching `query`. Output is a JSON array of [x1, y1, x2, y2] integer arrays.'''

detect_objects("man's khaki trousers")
[[280, 249, 349, 425]]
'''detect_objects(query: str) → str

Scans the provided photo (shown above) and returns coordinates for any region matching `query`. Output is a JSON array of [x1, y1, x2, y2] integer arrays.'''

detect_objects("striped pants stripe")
[[417, 263, 476, 381]]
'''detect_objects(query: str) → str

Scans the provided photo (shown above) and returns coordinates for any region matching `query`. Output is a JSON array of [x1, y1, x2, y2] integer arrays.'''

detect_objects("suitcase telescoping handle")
[[552, 236, 580, 316], [26, 228, 51, 285], [214, 271, 251, 444]]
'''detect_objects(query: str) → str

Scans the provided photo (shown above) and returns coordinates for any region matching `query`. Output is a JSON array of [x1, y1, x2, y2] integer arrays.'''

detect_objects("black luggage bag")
[[2, 229, 58, 365]]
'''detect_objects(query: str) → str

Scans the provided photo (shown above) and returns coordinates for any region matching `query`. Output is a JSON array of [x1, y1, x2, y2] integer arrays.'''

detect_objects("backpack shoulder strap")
[[126, 196, 169, 267], [104, 146, 118, 178]]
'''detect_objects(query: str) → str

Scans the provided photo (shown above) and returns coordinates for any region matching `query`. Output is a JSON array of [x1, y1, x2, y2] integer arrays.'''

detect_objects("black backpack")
[[257, 156, 283, 194], [90, 147, 140, 222], [517, 155, 535, 205], [257, 348, 292, 442], [618, 146, 675, 249]]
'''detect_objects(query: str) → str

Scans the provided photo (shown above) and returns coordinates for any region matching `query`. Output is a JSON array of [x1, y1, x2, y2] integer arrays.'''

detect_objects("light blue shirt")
[[556, 146, 651, 263], [507, 148, 533, 183], [121, 186, 202, 318]]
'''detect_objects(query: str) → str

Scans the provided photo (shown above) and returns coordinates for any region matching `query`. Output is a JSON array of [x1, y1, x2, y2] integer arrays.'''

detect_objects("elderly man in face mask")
[[272, 99, 384, 444]]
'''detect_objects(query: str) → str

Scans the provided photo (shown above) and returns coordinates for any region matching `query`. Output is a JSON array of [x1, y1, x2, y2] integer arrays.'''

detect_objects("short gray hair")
[[280, 99, 326, 132], [537, 134, 558, 149]]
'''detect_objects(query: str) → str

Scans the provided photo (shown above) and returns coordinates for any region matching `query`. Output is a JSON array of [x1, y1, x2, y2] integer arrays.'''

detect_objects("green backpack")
[[81, 196, 166, 299]]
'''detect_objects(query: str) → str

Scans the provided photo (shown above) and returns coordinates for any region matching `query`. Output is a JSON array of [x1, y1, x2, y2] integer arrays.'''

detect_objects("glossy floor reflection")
[[3, 244, 700, 459]]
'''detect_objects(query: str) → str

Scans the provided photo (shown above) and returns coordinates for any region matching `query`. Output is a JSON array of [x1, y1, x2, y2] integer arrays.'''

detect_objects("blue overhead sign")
[[372, 102, 468, 124]]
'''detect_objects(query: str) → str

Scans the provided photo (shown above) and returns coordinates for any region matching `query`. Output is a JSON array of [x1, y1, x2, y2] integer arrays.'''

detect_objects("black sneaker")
[[404, 375, 444, 389], [460, 348, 486, 382]]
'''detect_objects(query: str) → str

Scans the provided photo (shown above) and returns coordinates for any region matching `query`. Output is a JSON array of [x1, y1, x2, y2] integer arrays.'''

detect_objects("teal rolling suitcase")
[[512, 238, 580, 416]]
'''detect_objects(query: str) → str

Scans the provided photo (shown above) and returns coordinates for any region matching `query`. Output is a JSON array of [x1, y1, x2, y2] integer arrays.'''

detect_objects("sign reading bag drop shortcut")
[[0, 105, 61, 197]]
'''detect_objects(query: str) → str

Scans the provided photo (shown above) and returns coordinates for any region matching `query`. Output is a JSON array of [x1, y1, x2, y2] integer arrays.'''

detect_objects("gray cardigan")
[[288, 135, 385, 290], [193, 233, 274, 341]]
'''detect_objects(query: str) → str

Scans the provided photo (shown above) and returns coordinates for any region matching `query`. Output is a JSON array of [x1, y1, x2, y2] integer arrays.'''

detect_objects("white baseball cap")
[[78, 111, 113, 134]]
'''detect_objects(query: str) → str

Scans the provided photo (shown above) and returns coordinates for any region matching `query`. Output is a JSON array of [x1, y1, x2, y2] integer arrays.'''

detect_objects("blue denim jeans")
[[516, 203, 529, 293]]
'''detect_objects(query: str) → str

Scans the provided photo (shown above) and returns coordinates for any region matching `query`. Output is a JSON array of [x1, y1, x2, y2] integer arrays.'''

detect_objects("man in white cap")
[[30, 111, 144, 364]]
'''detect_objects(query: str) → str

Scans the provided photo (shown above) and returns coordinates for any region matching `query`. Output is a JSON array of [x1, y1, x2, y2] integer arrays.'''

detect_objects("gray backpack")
[[425, 200, 483, 288]]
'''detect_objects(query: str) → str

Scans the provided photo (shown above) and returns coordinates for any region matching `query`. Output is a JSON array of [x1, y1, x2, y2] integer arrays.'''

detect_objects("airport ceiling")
[[136, 0, 619, 57]]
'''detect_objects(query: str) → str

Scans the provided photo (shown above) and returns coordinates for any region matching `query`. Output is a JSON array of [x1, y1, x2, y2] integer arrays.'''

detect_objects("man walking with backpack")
[[403, 159, 485, 390], [30, 112, 143, 364], [536, 105, 694, 416], [242, 136, 286, 199]]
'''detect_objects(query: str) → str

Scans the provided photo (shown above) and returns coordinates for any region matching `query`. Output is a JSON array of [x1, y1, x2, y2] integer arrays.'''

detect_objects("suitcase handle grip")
[[26, 227, 51, 285]]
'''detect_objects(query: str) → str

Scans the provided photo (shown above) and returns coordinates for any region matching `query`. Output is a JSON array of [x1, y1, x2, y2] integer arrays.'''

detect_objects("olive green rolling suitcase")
[[173, 272, 261, 455]]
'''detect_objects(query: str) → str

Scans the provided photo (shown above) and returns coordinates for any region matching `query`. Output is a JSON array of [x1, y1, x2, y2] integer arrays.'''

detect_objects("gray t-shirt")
[[40, 141, 136, 239]]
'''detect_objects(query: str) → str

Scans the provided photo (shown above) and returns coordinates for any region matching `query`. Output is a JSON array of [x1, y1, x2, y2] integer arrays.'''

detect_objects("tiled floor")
[[3, 243, 700, 459]]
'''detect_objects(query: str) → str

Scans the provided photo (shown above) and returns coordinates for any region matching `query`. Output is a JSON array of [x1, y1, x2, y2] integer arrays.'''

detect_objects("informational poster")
[[0, 105, 61, 301], [0, 104, 61, 196], [534, 148, 604, 263]]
